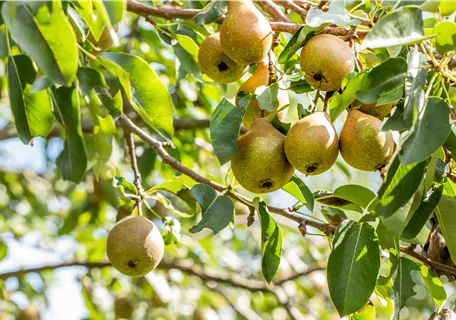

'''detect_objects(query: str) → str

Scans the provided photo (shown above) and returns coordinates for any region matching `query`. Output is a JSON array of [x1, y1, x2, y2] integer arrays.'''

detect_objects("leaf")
[[278, 26, 316, 64], [53, 86, 88, 183], [7, 55, 54, 144], [189, 184, 234, 234], [101, 53, 174, 139], [378, 248, 399, 284], [329, 72, 367, 122], [287, 79, 314, 94], [393, 257, 420, 319], [257, 83, 279, 112], [254, 198, 282, 283], [349, 302, 376, 320], [113, 176, 137, 197], [327, 220, 380, 317], [104, 0, 125, 25], [433, 21, 456, 55], [210, 99, 245, 165], [0, 242, 7, 261], [3, 1, 78, 85], [401, 185, 443, 240], [282, 175, 314, 211], [356, 58, 408, 104], [444, 125, 456, 157], [376, 158, 426, 218], [361, 7, 429, 49], [146, 180, 198, 213], [435, 195, 456, 263], [72, 1, 106, 41], [420, 265, 446, 308], [175, 34, 199, 60], [306, 2, 360, 28], [440, 1, 456, 16], [315, 185, 376, 213], [193, 0, 227, 25]]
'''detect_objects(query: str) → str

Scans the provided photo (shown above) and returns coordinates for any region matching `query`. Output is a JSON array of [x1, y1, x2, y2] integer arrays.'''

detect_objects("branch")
[[119, 115, 336, 235], [126, 0, 199, 20], [400, 246, 456, 276], [258, 0, 292, 22], [124, 132, 145, 215], [274, 265, 324, 285], [274, 0, 309, 22]]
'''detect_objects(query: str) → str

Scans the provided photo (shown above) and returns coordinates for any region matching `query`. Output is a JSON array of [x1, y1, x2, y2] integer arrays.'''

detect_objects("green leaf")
[[420, 265, 446, 308], [210, 99, 245, 165], [393, 257, 420, 319], [0, 242, 7, 261], [175, 34, 199, 60], [398, 97, 451, 166], [315, 185, 376, 213], [162, 217, 181, 245], [94, 56, 131, 99], [193, 0, 227, 25], [113, 176, 138, 196], [104, 0, 125, 25], [440, 1, 456, 16], [146, 180, 198, 213], [101, 53, 174, 139], [287, 79, 314, 94], [376, 158, 426, 218], [3, 1, 78, 85], [361, 7, 429, 49], [436, 195, 456, 263], [327, 220, 380, 317], [401, 185, 443, 240], [53, 86, 88, 183], [254, 198, 282, 283], [257, 83, 279, 112], [282, 175, 314, 211], [189, 184, 234, 234], [378, 248, 399, 284], [278, 26, 316, 64], [329, 72, 367, 122], [356, 58, 408, 104], [444, 125, 456, 156], [433, 21, 456, 55], [72, 1, 106, 41], [306, 2, 360, 28], [349, 302, 376, 320], [7, 55, 54, 144]]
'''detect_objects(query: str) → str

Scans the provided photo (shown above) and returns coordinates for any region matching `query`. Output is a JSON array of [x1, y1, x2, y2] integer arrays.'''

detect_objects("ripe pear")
[[220, 0, 273, 66], [17, 306, 40, 320], [115, 295, 135, 319], [107, 216, 164, 277], [340, 110, 395, 171], [231, 118, 294, 193], [236, 58, 288, 128], [300, 34, 354, 91], [198, 33, 248, 83], [284, 112, 339, 175]]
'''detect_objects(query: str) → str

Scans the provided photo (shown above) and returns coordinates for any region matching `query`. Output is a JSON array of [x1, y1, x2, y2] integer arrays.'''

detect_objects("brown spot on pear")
[[17, 306, 40, 320], [300, 34, 354, 91], [340, 110, 395, 171], [220, 0, 273, 66], [231, 118, 294, 193], [107, 216, 164, 277], [115, 295, 135, 320], [236, 58, 288, 128], [284, 112, 339, 175], [198, 33, 248, 84]]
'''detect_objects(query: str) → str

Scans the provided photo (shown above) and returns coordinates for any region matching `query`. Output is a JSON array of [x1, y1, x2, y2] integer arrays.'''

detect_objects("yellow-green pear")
[[17, 306, 40, 320], [236, 58, 288, 128], [107, 216, 164, 277], [198, 33, 248, 83], [284, 112, 339, 175], [231, 118, 294, 193], [300, 34, 354, 91], [115, 295, 135, 319], [220, 0, 273, 66], [340, 110, 395, 171], [353, 99, 399, 120]]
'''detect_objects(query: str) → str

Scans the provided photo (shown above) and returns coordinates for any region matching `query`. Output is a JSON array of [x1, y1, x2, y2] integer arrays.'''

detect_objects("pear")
[[198, 33, 248, 83], [107, 216, 164, 277], [115, 295, 135, 319], [284, 112, 339, 175], [358, 102, 394, 120], [220, 0, 273, 66], [236, 58, 289, 128], [340, 110, 395, 171], [231, 118, 294, 193], [17, 306, 40, 320], [300, 34, 354, 91]]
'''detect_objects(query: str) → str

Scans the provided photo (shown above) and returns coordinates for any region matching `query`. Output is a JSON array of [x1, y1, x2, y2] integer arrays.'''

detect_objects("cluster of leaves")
[[1, 0, 456, 319]]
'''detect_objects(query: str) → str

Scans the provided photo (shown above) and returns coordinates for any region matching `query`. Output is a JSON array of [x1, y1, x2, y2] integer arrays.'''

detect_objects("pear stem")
[[124, 131, 145, 216]]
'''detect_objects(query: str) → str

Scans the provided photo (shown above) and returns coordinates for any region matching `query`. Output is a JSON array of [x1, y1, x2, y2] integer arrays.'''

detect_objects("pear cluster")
[[231, 107, 395, 194], [198, 0, 273, 83]]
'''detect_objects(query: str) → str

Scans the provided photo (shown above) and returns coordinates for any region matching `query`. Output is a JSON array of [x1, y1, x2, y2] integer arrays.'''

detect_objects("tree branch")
[[400, 246, 456, 275], [274, 265, 324, 285], [274, 0, 309, 22], [124, 132, 145, 215], [258, 0, 292, 22], [126, 0, 199, 20], [119, 114, 336, 235]]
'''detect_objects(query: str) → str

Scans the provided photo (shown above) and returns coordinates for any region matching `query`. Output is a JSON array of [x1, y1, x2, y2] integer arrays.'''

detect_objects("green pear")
[[107, 216, 164, 277], [284, 112, 339, 175], [115, 295, 135, 319], [340, 110, 395, 171], [198, 33, 248, 83], [353, 99, 399, 120], [220, 0, 273, 66], [300, 34, 354, 91], [231, 118, 294, 193]]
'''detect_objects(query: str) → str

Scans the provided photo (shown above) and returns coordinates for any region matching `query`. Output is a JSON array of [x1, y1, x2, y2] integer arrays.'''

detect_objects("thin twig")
[[274, 265, 324, 285], [258, 0, 292, 22], [400, 246, 456, 275], [124, 132, 144, 216], [275, 0, 308, 22]]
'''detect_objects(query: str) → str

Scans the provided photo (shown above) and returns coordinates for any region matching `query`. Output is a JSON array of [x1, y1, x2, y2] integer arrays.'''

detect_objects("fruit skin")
[[198, 33, 248, 84], [358, 103, 394, 120], [300, 34, 354, 91], [17, 306, 40, 320], [115, 295, 135, 319], [220, 0, 273, 66], [107, 216, 164, 277], [236, 58, 289, 128], [284, 112, 339, 175], [340, 110, 395, 171], [231, 118, 294, 194]]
